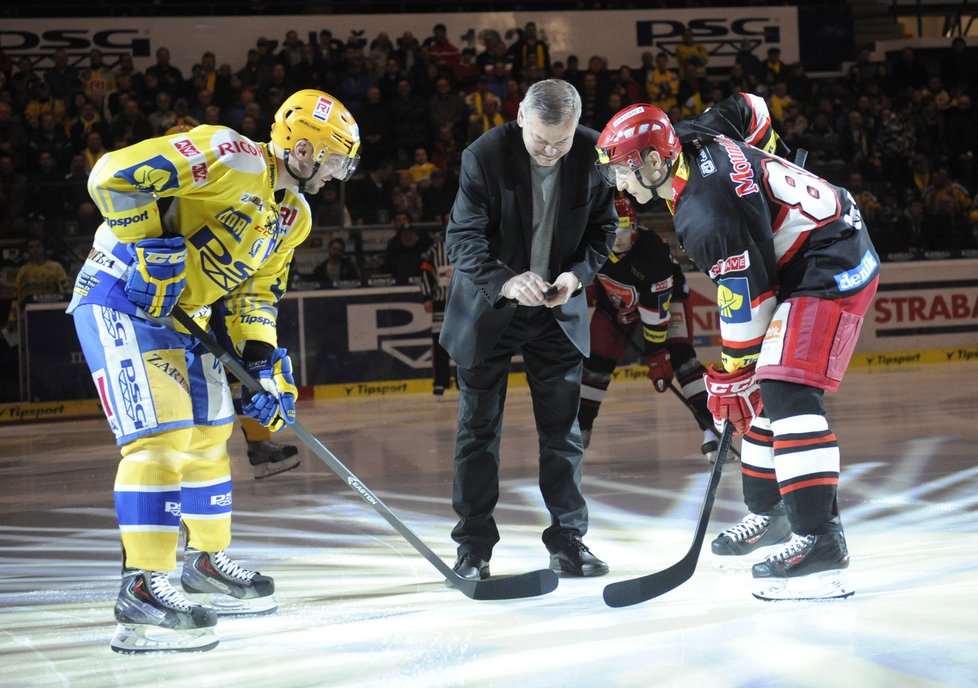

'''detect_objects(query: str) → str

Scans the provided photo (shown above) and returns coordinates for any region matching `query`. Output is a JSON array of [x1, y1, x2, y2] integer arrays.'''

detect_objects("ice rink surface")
[[1, 362, 977, 688]]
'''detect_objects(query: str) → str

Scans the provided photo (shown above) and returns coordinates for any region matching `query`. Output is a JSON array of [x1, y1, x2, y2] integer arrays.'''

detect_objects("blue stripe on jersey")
[[115, 488, 182, 527], [181, 480, 233, 517]]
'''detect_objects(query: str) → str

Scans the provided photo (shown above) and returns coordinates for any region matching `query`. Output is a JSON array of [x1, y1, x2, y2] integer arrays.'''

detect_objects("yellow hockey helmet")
[[271, 89, 361, 181]]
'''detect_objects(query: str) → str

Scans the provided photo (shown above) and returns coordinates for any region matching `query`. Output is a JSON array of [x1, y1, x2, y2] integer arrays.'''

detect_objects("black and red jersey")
[[667, 92, 880, 371], [590, 230, 685, 356]]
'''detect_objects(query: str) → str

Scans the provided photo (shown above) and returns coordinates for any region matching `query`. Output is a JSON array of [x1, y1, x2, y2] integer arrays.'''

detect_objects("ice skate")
[[181, 548, 278, 616], [711, 502, 791, 569], [247, 439, 300, 480], [751, 526, 854, 601], [110, 569, 218, 654]]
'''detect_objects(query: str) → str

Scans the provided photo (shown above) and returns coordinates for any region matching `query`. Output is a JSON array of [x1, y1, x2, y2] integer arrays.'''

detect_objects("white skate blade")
[[752, 570, 854, 601], [110, 623, 218, 654], [253, 456, 300, 479], [184, 592, 278, 616]]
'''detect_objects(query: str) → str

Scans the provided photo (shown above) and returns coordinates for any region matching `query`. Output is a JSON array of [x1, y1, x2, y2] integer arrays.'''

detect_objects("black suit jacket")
[[440, 121, 616, 369]]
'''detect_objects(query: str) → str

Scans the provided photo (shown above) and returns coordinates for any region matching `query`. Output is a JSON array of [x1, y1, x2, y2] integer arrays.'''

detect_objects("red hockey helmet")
[[595, 104, 680, 187]]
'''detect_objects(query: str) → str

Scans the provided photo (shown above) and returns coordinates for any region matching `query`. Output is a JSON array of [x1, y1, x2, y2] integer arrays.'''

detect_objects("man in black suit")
[[440, 79, 617, 581]]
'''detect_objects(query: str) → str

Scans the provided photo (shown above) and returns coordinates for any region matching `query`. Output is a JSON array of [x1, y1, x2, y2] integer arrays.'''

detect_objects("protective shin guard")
[[116, 428, 194, 572], [180, 424, 234, 554], [740, 417, 782, 514]]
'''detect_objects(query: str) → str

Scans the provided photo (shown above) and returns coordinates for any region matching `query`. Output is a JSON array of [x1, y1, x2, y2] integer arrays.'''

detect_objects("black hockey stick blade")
[[602, 421, 735, 608], [170, 308, 558, 601]]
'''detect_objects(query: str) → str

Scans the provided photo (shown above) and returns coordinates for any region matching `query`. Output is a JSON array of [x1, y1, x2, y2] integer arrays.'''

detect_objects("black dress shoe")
[[548, 533, 609, 577], [447, 553, 490, 586]]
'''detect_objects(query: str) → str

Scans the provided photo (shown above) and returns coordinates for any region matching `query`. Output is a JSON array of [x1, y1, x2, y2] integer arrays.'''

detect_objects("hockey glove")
[[242, 348, 298, 432], [124, 237, 188, 317], [704, 363, 762, 435], [644, 349, 673, 393]]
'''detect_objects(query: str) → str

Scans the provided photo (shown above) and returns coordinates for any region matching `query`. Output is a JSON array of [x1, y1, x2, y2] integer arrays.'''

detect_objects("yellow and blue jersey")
[[67, 124, 312, 351]]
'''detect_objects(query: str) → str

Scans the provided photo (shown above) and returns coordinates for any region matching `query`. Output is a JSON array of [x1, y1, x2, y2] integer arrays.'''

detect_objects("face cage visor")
[[595, 158, 643, 188], [321, 149, 360, 182]]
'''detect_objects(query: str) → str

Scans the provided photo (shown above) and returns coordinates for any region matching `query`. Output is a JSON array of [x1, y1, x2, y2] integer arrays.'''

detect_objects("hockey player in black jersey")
[[578, 193, 719, 461], [594, 93, 880, 600]]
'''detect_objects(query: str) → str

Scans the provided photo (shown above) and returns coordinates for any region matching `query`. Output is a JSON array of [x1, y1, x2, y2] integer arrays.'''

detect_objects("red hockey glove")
[[644, 349, 673, 393], [704, 364, 762, 435]]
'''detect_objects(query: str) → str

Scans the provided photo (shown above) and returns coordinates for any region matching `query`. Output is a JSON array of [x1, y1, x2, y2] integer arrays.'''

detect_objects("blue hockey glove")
[[242, 348, 298, 432], [124, 237, 187, 317]]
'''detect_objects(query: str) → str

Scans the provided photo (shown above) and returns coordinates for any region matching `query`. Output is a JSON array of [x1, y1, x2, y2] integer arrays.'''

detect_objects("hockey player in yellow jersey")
[[66, 90, 360, 653]]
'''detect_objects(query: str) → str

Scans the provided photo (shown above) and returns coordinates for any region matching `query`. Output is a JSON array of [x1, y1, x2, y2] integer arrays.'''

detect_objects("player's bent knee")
[[759, 380, 825, 422]]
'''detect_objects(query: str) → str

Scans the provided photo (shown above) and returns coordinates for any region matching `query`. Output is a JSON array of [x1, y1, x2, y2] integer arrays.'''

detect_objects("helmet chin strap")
[[283, 148, 322, 194], [633, 156, 675, 197]]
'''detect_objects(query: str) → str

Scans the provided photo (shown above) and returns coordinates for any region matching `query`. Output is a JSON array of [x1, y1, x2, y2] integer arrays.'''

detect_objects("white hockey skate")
[[181, 548, 278, 616], [111, 569, 218, 654], [751, 528, 854, 601]]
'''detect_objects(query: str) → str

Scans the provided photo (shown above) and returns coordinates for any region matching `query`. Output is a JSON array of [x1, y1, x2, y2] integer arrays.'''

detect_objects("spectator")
[[424, 23, 461, 70], [391, 168, 423, 220], [44, 48, 81, 102], [337, 58, 373, 115], [291, 44, 326, 91], [81, 130, 108, 174], [4, 235, 70, 334], [356, 86, 393, 169], [79, 48, 117, 110], [237, 48, 271, 91], [387, 78, 430, 163], [500, 78, 523, 121], [943, 93, 977, 190], [110, 98, 153, 147], [368, 32, 395, 81], [646, 52, 680, 113], [377, 57, 404, 102], [427, 76, 465, 140], [381, 210, 430, 283], [890, 46, 929, 95], [419, 167, 457, 223], [507, 21, 550, 81], [392, 31, 421, 73], [314, 182, 353, 229], [29, 112, 72, 169], [147, 91, 176, 136], [763, 47, 785, 86], [453, 48, 481, 94], [313, 237, 360, 287], [145, 46, 184, 98], [675, 28, 709, 78], [277, 29, 304, 70], [467, 93, 505, 143], [24, 81, 66, 130], [409, 146, 436, 183], [346, 158, 396, 225], [430, 122, 463, 172]]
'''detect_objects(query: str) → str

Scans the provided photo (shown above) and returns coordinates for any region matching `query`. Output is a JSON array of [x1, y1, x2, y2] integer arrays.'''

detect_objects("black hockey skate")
[[751, 520, 854, 601], [247, 439, 300, 479], [181, 548, 278, 616], [111, 569, 218, 654], [711, 501, 791, 569]]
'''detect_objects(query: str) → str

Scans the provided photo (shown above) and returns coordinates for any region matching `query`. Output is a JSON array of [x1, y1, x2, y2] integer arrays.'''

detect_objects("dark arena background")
[[1, 2, 977, 686]]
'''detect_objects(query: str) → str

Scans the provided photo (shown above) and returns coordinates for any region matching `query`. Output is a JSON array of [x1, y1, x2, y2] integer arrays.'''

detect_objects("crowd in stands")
[[2, 21, 978, 292]]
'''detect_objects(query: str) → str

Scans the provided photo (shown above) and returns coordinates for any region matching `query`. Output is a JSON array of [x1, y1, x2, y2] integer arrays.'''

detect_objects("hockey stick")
[[602, 420, 735, 608], [171, 308, 558, 601]]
